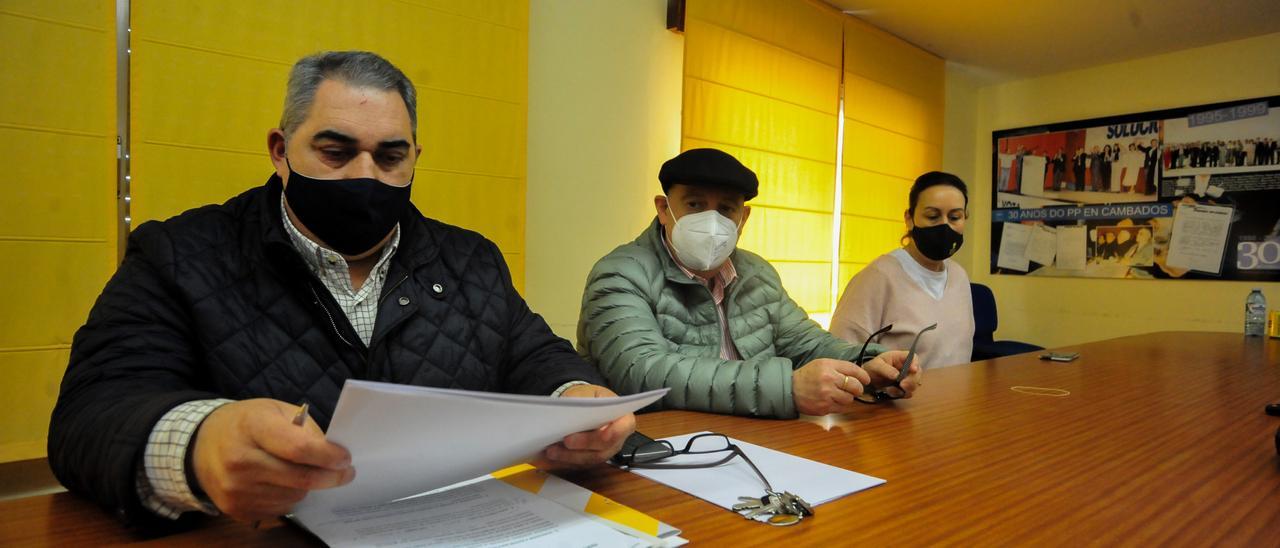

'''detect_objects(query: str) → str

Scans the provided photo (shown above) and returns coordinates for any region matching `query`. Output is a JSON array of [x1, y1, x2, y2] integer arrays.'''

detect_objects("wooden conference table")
[[2, 331, 1277, 546]]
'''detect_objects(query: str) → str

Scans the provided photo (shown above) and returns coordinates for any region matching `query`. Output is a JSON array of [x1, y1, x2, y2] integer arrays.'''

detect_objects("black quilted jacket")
[[48, 175, 603, 530]]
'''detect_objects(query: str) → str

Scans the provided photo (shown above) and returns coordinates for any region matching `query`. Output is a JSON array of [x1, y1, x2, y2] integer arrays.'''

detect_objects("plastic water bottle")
[[1245, 289, 1267, 337]]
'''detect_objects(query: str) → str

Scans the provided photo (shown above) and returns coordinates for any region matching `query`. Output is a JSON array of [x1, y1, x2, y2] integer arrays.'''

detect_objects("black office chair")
[[970, 282, 1044, 361]]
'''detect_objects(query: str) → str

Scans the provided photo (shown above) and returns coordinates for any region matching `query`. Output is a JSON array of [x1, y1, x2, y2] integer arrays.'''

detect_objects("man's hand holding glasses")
[[791, 323, 933, 415], [853, 323, 935, 404], [791, 358, 873, 415]]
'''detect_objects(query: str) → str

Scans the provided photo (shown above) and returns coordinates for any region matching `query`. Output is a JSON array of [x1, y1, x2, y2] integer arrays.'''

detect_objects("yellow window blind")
[[682, 0, 945, 320], [0, 0, 117, 463], [130, 0, 529, 290], [838, 16, 945, 292], [682, 0, 843, 316]]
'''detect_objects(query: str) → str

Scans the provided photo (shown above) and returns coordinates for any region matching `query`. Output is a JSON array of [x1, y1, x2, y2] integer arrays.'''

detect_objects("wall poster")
[[991, 96, 1280, 281]]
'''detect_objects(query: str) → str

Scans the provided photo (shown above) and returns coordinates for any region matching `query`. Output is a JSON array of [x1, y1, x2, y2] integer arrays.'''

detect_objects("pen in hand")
[[254, 401, 309, 530], [292, 401, 310, 426]]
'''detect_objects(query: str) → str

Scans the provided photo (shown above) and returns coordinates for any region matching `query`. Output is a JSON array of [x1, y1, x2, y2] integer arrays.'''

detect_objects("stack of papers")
[[290, 473, 685, 547], [288, 381, 671, 546], [298, 381, 668, 511]]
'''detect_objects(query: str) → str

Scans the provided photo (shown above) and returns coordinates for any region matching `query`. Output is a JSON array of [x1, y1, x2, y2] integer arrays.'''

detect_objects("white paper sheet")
[[1020, 155, 1047, 197], [1166, 203, 1233, 274], [291, 477, 646, 548], [296, 381, 667, 512], [627, 432, 883, 519], [997, 222, 1033, 272], [1025, 224, 1058, 266], [1055, 225, 1087, 270]]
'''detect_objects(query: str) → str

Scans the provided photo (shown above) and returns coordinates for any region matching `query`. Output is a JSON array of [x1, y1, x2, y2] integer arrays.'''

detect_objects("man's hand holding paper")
[[539, 384, 637, 468], [291, 381, 667, 514], [192, 385, 640, 523]]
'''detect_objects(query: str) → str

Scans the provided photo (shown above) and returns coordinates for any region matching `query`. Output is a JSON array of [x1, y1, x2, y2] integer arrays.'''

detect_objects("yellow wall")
[[0, 1, 117, 462], [130, 0, 529, 289], [0, 0, 529, 464], [947, 32, 1280, 348], [525, 0, 684, 343]]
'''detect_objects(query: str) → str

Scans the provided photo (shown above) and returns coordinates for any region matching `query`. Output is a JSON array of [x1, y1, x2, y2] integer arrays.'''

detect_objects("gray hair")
[[280, 51, 417, 139]]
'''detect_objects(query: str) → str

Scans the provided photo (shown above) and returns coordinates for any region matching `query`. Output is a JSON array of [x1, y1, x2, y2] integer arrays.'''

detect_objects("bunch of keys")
[[732, 490, 814, 526]]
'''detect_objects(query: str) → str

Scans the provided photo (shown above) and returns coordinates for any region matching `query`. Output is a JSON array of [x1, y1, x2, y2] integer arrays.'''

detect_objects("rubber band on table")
[[1010, 386, 1070, 397]]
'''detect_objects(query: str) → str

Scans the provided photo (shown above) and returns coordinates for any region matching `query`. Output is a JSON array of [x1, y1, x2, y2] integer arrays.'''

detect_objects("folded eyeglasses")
[[853, 322, 937, 404], [618, 433, 814, 525]]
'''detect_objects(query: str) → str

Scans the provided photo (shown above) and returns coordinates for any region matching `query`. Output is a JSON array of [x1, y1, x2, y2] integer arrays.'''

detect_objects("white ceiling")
[[824, 0, 1280, 83]]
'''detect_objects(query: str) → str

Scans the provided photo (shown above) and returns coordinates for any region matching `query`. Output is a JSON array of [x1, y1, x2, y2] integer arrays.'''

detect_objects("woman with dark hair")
[[830, 171, 974, 370]]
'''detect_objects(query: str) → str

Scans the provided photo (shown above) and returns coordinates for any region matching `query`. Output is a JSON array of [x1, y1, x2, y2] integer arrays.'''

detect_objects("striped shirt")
[[281, 195, 400, 346], [659, 230, 742, 360]]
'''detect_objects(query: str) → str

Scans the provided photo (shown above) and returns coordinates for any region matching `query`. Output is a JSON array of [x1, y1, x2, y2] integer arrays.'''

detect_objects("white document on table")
[[291, 477, 651, 548], [997, 222, 1033, 272], [296, 381, 668, 512], [1166, 203, 1233, 274], [1055, 225, 1087, 270], [1025, 224, 1058, 266], [627, 432, 883, 519]]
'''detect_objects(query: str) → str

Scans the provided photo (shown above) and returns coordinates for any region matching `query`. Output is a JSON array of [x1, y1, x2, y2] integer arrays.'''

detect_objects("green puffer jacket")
[[577, 219, 885, 418]]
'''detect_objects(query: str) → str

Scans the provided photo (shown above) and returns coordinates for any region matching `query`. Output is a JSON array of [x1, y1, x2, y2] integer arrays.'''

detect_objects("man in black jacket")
[[48, 51, 634, 529]]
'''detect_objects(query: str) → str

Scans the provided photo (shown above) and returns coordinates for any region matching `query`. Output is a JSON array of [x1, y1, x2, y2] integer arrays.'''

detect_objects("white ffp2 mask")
[[668, 207, 739, 271]]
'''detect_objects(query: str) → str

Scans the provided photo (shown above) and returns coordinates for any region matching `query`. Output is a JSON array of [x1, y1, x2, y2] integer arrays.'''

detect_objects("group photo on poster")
[[990, 95, 1280, 281]]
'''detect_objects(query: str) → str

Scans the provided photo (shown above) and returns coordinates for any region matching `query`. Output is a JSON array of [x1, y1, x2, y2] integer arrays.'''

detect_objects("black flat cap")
[[658, 148, 758, 200]]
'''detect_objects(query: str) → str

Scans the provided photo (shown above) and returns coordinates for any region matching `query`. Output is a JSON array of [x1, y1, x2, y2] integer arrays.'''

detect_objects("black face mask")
[[283, 159, 412, 256], [911, 223, 964, 261]]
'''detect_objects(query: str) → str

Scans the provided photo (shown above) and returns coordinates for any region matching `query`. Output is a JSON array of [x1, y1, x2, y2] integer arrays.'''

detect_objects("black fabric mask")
[[283, 159, 412, 256], [911, 223, 964, 261]]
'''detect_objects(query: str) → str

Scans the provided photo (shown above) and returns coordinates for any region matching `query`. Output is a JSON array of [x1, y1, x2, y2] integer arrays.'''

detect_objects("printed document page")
[[1055, 225, 1087, 270], [1166, 203, 1232, 274], [1025, 224, 1058, 266], [291, 477, 649, 548], [997, 222, 1033, 272]]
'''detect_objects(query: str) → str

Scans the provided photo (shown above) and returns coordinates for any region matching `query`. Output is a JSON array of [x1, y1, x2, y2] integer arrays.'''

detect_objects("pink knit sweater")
[[830, 252, 975, 369]]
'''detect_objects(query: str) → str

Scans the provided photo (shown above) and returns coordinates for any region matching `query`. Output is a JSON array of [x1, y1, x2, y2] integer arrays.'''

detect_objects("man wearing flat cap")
[[577, 148, 917, 418]]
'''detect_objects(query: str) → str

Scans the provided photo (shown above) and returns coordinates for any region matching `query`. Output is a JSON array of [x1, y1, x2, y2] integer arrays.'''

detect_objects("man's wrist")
[[137, 398, 233, 518]]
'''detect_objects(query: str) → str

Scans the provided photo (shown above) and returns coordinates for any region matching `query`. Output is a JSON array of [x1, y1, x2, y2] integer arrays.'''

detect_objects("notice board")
[[991, 96, 1280, 281]]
